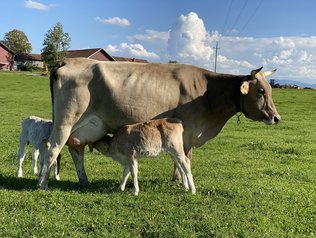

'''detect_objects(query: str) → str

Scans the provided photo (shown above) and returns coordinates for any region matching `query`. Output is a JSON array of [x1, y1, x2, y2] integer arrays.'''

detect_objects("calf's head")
[[239, 67, 281, 125]]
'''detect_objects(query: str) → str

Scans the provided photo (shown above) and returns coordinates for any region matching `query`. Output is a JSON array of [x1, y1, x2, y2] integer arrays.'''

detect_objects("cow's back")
[[51, 58, 209, 133]]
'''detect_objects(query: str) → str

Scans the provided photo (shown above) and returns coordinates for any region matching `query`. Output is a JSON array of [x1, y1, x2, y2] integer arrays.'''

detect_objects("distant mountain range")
[[272, 79, 316, 89]]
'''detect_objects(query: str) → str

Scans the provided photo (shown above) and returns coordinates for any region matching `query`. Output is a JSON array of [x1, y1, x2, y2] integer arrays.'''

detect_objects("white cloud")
[[167, 12, 213, 63], [24, 0, 54, 11], [129, 30, 169, 42], [105, 43, 160, 59], [95, 16, 130, 27], [104, 12, 316, 84]]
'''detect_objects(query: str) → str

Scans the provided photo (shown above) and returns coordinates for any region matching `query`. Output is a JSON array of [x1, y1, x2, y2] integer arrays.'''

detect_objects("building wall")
[[0, 46, 14, 70], [25, 60, 44, 69]]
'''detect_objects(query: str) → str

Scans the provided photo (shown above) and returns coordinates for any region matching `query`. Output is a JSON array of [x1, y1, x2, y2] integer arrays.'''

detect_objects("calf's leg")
[[54, 154, 61, 181], [129, 159, 139, 195], [173, 148, 192, 181], [173, 158, 188, 189], [32, 147, 39, 175], [119, 165, 130, 192], [176, 155, 196, 194], [17, 140, 27, 178]]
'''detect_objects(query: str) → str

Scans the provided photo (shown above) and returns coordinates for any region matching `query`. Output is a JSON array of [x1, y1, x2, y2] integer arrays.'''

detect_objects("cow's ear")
[[251, 67, 263, 78], [240, 81, 249, 95]]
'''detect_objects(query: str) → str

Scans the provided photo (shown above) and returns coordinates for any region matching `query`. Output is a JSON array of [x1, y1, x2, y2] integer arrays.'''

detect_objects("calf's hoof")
[[118, 186, 125, 192]]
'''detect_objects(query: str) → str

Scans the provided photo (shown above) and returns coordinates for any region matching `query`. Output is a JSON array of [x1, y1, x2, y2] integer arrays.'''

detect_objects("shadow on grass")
[[0, 174, 183, 195], [0, 174, 121, 194]]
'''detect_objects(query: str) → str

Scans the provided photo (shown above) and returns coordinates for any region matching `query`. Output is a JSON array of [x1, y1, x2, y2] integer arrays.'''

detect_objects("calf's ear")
[[240, 81, 249, 95]]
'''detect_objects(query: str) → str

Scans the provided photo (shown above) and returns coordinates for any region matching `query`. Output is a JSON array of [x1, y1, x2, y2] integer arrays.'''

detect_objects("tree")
[[41, 22, 71, 69], [2, 29, 32, 60]]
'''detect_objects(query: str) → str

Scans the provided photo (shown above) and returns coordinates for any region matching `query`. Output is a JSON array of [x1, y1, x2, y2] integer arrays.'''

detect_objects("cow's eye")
[[257, 88, 265, 94]]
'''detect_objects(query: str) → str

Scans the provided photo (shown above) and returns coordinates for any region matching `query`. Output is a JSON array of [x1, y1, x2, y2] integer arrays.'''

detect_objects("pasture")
[[0, 71, 316, 237]]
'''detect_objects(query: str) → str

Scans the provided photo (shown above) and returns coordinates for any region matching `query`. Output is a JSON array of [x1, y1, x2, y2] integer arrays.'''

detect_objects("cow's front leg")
[[68, 146, 90, 187]]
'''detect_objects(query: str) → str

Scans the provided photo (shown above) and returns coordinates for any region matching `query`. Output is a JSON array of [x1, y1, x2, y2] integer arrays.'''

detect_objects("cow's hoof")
[[79, 180, 91, 187], [54, 175, 61, 181], [37, 183, 48, 190]]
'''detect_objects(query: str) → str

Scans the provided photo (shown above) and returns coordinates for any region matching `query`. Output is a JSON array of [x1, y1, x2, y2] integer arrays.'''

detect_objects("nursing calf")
[[17, 116, 61, 180], [91, 118, 196, 195]]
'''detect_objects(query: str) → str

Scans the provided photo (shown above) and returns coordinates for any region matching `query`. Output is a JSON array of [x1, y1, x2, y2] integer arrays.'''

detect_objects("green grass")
[[0, 71, 316, 237]]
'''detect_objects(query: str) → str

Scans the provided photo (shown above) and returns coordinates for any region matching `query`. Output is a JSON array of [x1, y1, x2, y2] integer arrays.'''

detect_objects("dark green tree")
[[41, 22, 71, 69], [2, 29, 32, 60]]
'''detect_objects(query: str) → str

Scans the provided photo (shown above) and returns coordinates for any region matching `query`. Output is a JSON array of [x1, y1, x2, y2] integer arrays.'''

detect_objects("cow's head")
[[239, 67, 281, 124]]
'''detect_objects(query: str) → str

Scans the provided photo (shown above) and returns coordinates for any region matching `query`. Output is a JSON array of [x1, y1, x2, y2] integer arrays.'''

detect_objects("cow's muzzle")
[[264, 114, 281, 125]]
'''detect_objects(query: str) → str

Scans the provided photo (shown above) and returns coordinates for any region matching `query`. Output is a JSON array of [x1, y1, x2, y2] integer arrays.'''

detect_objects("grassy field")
[[0, 71, 316, 237]]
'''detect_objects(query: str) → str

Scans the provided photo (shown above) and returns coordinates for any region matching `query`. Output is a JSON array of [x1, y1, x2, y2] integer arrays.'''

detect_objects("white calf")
[[92, 118, 196, 195], [17, 116, 61, 180]]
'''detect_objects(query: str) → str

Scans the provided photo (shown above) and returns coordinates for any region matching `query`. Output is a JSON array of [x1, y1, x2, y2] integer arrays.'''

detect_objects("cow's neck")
[[182, 74, 244, 149]]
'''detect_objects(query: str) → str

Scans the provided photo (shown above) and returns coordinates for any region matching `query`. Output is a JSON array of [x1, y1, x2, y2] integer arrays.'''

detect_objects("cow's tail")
[[49, 61, 66, 122]]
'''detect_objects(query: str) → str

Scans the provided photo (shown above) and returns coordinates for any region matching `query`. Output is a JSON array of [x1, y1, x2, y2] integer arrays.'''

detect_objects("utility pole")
[[213, 41, 220, 72]]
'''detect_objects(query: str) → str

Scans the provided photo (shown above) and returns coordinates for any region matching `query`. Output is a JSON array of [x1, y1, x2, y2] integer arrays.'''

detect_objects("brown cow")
[[38, 58, 280, 189]]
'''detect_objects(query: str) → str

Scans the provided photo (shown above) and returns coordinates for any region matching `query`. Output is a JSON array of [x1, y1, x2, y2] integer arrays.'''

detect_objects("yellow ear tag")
[[240, 81, 249, 95]]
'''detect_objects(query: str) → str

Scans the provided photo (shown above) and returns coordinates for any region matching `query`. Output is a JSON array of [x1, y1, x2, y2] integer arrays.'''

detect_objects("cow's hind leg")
[[67, 117, 108, 186], [38, 126, 72, 189], [68, 146, 90, 187]]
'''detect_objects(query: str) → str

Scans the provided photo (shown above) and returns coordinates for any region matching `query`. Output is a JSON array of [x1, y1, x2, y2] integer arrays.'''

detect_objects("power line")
[[221, 0, 234, 36], [216, 0, 234, 73], [230, 0, 249, 32], [238, 0, 264, 35]]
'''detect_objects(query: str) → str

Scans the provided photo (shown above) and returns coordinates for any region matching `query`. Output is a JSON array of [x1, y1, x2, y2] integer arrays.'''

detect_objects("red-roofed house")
[[25, 48, 148, 69], [0, 42, 15, 70], [24, 53, 44, 68], [66, 48, 115, 61]]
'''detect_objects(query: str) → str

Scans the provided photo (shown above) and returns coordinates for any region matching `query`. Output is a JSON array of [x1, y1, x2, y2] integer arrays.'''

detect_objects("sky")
[[2, 0, 316, 84]]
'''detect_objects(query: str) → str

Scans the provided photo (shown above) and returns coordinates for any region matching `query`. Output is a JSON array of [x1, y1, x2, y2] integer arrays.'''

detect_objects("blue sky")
[[2, 0, 316, 84]]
